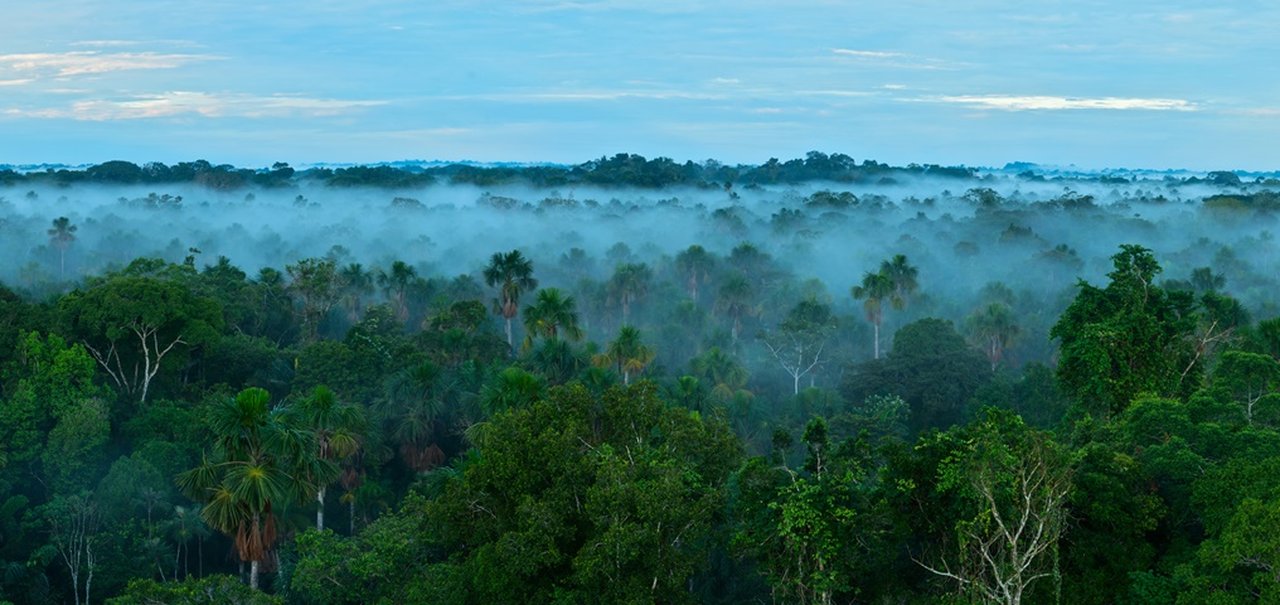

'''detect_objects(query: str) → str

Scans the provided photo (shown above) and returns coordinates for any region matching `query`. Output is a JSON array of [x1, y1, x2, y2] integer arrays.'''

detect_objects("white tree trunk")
[[316, 487, 325, 531]]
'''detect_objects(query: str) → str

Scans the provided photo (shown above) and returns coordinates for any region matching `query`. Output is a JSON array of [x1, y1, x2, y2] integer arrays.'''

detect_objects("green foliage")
[[409, 382, 741, 604], [1052, 245, 1199, 416], [106, 575, 282, 604], [843, 318, 991, 433]]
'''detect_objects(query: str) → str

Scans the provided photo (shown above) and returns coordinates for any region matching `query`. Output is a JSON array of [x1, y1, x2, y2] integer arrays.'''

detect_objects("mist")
[[1, 169, 1274, 381]]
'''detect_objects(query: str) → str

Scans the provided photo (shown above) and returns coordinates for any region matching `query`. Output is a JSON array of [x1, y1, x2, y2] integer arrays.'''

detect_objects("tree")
[[338, 263, 374, 325], [715, 274, 756, 346], [1212, 351, 1280, 425], [287, 258, 341, 341], [48, 216, 77, 280], [607, 262, 652, 325], [966, 302, 1020, 371], [43, 494, 99, 605], [376, 260, 417, 323], [521, 287, 583, 349], [595, 326, 656, 385], [178, 388, 322, 590], [851, 271, 894, 359], [914, 410, 1072, 605], [61, 274, 223, 403], [674, 245, 715, 302], [691, 346, 750, 402], [483, 250, 538, 352], [880, 253, 919, 309], [1051, 245, 1199, 416], [412, 383, 741, 604], [843, 318, 991, 433], [761, 299, 835, 394], [289, 386, 364, 531], [734, 418, 878, 605]]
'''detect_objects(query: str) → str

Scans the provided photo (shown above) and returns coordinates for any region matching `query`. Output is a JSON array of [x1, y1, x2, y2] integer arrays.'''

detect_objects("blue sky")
[[2, 0, 1278, 170]]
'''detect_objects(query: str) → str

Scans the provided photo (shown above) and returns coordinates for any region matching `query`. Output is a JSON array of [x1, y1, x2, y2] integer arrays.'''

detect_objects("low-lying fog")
[[3, 172, 1277, 367]]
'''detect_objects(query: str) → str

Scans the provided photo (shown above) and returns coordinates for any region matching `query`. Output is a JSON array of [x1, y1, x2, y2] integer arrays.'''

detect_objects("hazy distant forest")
[[3, 151, 1280, 604]]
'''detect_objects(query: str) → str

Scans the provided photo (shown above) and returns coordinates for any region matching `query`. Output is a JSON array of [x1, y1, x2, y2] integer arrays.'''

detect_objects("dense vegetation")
[[2, 154, 1280, 603]]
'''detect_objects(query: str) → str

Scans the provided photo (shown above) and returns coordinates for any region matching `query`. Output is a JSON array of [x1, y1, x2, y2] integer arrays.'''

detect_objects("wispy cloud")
[[6, 91, 386, 120], [928, 95, 1197, 112], [830, 48, 967, 70], [70, 39, 200, 49], [434, 89, 728, 102], [831, 49, 904, 59], [0, 51, 215, 79]]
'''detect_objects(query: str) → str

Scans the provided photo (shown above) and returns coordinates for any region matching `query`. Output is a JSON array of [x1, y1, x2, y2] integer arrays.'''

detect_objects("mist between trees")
[[0, 153, 1278, 603]]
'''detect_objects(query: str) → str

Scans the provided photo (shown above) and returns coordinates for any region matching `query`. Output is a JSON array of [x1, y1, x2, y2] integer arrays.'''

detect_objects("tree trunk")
[[793, 373, 800, 395], [873, 322, 881, 359], [504, 317, 513, 352], [316, 487, 325, 531], [250, 559, 260, 590], [349, 498, 356, 535]]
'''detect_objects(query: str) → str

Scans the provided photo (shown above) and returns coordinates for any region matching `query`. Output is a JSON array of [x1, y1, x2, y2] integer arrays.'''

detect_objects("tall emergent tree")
[[178, 388, 325, 590], [608, 262, 652, 325], [966, 302, 1020, 371], [852, 254, 919, 359], [289, 386, 364, 531], [287, 258, 342, 341], [761, 299, 836, 394], [851, 271, 894, 359], [48, 216, 77, 280], [880, 253, 919, 308], [1051, 245, 1200, 416], [715, 274, 756, 346], [483, 249, 538, 351], [674, 244, 715, 302]]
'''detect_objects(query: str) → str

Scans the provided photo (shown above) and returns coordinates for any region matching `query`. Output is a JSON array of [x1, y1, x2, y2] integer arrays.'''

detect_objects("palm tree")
[[674, 245, 715, 302], [666, 375, 710, 413], [483, 250, 538, 352], [691, 346, 750, 401], [339, 263, 375, 324], [715, 274, 756, 346], [48, 216, 77, 280], [594, 326, 656, 385], [177, 387, 321, 590], [377, 260, 417, 323], [522, 288, 584, 349], [880, 254, 919, 309], [608, 262, 652, 325], [966, 302, 1021, 371], [289, 386, 364, 531], [381, 362, 450, 472], [852, 271, 894, 359], [528, 337, 588, 385], [481, 366, 545, 414]]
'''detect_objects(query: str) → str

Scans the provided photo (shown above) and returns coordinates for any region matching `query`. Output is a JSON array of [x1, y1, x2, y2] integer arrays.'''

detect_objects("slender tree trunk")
[[349, 499, 356, 535], [250, 559, 260, 590], [873, 322, 881, 359], [60, 249, 66, 281], [793, 373, 800, 395], [316, 487, 325, 531], [504, 317, 514, 352]]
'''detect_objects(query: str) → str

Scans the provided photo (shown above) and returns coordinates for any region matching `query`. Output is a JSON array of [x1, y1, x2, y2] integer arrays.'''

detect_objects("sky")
[[2, 0, 1278, 170]]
